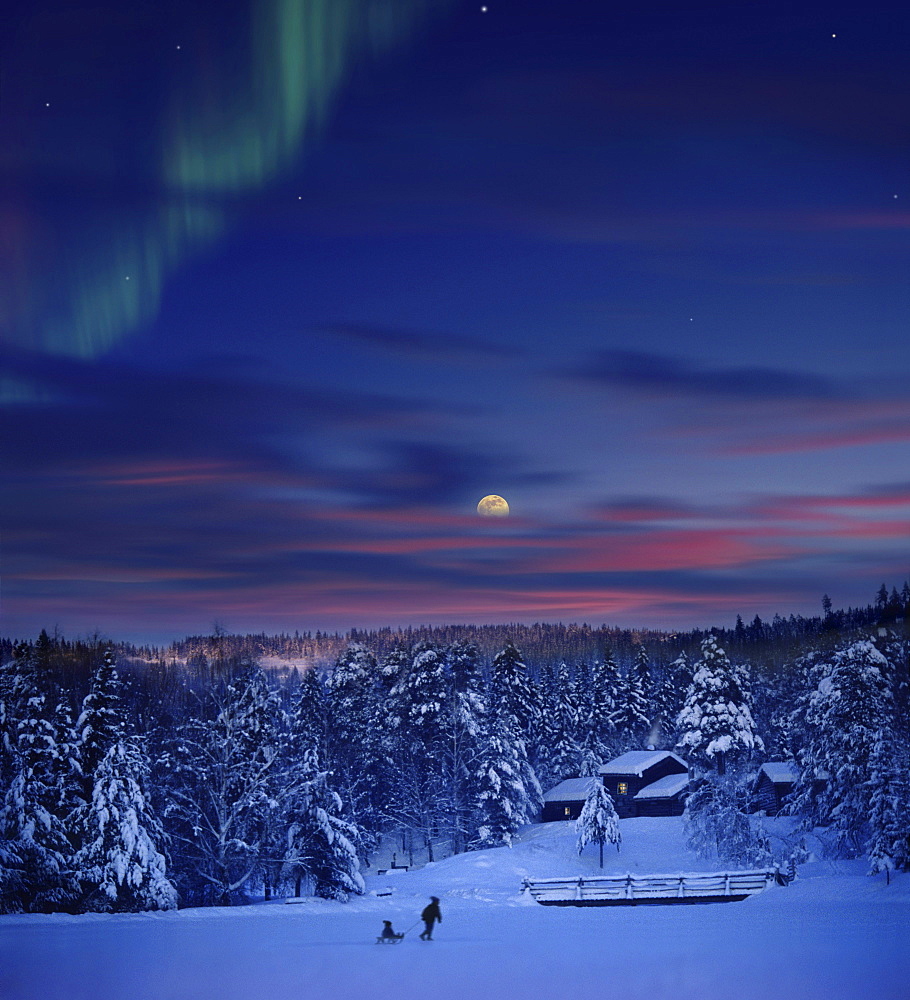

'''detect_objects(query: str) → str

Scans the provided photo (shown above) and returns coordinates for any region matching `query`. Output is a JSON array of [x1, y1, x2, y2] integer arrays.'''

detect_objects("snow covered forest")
[[2, 584, 909, 913]]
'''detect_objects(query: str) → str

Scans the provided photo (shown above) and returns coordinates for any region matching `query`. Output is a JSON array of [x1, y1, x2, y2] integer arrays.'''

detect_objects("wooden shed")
[[752, 762, 798, 815], [541, 777, 600, 822], [599, 750, 689, 819]]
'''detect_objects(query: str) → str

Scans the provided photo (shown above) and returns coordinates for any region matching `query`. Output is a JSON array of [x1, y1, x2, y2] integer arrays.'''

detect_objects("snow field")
[[1, 817, 907, 1000]]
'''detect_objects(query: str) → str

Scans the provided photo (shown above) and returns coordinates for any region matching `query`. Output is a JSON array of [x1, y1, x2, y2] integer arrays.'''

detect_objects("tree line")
[[1, 588, 908, 912]]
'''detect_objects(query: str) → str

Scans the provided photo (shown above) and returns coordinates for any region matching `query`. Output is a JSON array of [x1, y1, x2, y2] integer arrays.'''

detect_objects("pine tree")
[[676, 636, 762, 774], [1, 643, 41, 783], [290, 667, 327, 758], [490, 642, 538, 742], [866, 735, 910, 881], [385, 642, 450, 862], [472, 716, 539, 849], [588, 654, 621, 754], [283, 748, 364, 900], [448, 641, 485, 708], [789, 640, 895, 857], [545, 662, 581, 782], [391, 641, 447, 734], [325, 644, 384, 852], [75, 646, 124, 797], [610, 652, 651, 751], [576, 732, 603, 778], [443, 641, 486, 853], [487, 642, 542, 817], [633, 644, 652, 699], [229, 664, 285, 898], [652, 651, 689, 747], [71, 736, 177, 912], [0, 694, 79, 912], [575, 780, 621, 868]]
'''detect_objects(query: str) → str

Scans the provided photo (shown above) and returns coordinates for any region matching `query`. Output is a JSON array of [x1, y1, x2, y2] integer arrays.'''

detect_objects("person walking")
[[419, 896, 442, 940]]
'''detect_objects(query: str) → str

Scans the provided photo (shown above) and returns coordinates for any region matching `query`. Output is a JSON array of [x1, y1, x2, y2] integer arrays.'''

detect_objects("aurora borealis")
[[2, 0, 909, 642], [2, 0, 449, 358]]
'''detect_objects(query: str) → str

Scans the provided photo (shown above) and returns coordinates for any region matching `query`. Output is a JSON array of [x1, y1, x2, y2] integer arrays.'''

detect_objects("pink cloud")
[[726, 422, 910, 455]]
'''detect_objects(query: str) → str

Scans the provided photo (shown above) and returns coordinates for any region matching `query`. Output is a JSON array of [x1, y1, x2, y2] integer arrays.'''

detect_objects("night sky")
[[3, 0, 909, 643]]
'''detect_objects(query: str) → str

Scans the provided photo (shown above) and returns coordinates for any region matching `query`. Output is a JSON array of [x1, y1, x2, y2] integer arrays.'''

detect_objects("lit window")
[[564, 806, 571, 816], [617, 781, 628, 794]]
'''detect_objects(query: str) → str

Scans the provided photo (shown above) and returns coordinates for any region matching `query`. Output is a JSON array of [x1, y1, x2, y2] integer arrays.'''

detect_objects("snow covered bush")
[[684, 774, 773, 867]]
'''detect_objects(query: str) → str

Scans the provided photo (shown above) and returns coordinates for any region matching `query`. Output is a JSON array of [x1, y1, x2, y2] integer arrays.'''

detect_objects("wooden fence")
[[521, 868, 788, 906]]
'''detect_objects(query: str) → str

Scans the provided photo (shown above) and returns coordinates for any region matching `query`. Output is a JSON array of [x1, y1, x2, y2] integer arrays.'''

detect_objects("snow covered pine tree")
[[0, 690, 79, 912], [283, 747, 364, 901], [575, 779, 621, 868], [473, 715, 539, 849], [677, 636, 766, 865], [71, 736, 177, 912], [676, 635, 762, 775], [790, 640, 900, 860]]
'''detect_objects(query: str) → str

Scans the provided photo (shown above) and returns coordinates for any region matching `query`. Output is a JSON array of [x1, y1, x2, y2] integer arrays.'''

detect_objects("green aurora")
[[2, 0, 451, 362]]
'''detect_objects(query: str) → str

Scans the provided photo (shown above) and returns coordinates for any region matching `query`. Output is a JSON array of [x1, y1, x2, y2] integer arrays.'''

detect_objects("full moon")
[[477, 495, 509, 517]]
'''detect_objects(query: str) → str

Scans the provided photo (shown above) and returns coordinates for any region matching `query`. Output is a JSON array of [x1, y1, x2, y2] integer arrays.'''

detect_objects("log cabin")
[[598, 750, 690, 819]]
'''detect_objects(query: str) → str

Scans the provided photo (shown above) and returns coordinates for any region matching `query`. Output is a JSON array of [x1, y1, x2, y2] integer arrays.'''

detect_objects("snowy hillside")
[[1, 816, 907, 1000]]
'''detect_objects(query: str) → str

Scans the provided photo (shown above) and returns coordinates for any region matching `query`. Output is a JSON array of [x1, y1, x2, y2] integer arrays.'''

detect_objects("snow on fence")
[[521, 868, 789, 906]]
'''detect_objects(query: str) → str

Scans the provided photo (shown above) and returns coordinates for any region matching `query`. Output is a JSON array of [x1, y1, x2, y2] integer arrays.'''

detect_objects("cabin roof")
[[542, 777, 599, 803], [599, 750, 688, 777], [633, 773, 690, 800], [758, 761, 799, 785]]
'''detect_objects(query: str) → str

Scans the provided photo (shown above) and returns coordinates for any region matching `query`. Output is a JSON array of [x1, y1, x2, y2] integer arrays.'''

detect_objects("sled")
[[376, 935, 404, 944]]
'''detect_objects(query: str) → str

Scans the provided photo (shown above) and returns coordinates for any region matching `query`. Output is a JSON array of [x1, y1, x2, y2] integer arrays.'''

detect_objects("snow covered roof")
[[758, 762, 798, 785], [633, 773, 690, 800], [599, 750, 688, 777], [542, 777, 599, 803]]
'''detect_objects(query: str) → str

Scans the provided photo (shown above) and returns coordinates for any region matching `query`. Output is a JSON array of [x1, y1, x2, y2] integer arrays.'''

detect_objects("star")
[[481, 5, 488, 11], [45, 102, 50, 107], [831, 33, 837, 38]]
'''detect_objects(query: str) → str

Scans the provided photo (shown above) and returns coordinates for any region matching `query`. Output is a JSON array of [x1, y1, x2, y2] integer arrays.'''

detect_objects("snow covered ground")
[[1, 817, 907, 1000]]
